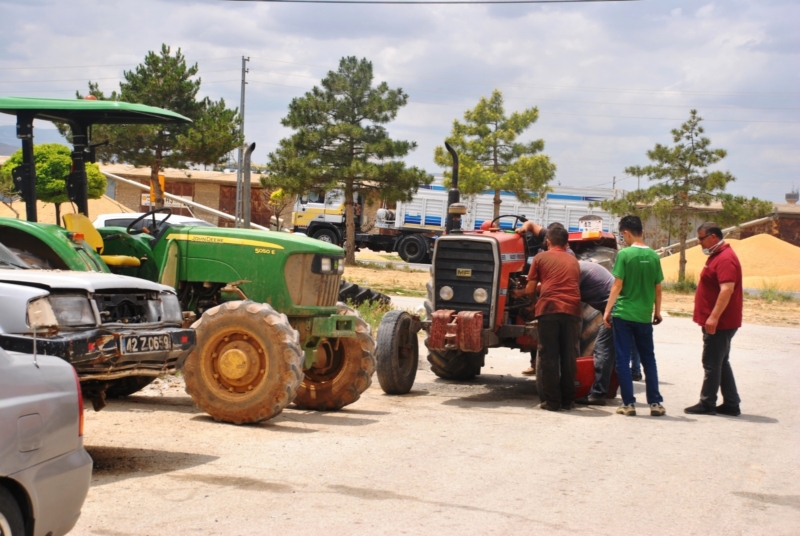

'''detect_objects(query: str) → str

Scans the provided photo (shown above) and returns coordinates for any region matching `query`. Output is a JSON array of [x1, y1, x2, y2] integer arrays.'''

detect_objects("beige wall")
[[193, 183, 221, 226]]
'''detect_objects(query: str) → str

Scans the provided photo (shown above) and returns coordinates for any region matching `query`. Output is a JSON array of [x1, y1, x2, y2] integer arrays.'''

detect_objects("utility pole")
[[235, 55, 250, 227], [612, 176, 616, 190]]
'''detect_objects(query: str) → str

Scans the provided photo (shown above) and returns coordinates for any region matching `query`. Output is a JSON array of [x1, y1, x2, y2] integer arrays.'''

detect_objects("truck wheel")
[[427, 348, 484, 381], [0, 485, 25, 536], [579, 303, 603, 357], [312, 228, 339, 244], [376, 310, 419, 394], [106, 376, 156, 398], [183, 300, 304, 425], [293, 303, 376, 411], [398, 235, 428, 263], [339, 280, 391, 306]]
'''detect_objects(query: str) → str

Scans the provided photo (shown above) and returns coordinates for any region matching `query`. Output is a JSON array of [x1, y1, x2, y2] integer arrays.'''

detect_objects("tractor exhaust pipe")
[[444, 142, 466, 234]]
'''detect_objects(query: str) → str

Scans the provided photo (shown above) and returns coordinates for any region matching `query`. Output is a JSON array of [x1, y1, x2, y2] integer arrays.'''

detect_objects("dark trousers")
[[612, 317, 663, 405], [699, 328, 740, 409], [536, 313, 581, 408], [589, 322, 615, 398]]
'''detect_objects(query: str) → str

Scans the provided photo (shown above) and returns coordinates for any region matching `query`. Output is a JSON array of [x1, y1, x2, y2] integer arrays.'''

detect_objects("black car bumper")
[[0, 326, 196, 379]]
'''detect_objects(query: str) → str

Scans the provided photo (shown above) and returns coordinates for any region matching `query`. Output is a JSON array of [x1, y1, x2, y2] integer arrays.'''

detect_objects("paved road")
[[73, 317, 799, 535]]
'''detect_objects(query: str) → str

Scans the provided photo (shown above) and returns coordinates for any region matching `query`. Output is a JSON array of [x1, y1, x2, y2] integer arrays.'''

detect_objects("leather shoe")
[[521, 366, 536, 376], [684, 402, 716, 415], [716, 404, 741, 416], [538, 401, 560, 411]]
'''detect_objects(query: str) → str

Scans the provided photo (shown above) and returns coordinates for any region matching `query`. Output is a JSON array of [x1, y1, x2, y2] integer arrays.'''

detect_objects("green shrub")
[[348, 299, 394, 336], [664, 274, 697, 294], [759, 286, 795, 303]]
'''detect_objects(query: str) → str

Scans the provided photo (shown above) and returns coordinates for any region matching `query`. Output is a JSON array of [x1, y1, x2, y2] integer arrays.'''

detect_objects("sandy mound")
[[661, 234, 800, 291]]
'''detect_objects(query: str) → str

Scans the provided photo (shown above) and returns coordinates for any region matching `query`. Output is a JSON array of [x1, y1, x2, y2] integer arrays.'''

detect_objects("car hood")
[[0, 269, 172, 293]]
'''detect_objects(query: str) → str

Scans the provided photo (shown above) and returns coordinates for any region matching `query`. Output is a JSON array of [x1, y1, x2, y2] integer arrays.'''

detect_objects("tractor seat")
[[63, 213, 141, 268]]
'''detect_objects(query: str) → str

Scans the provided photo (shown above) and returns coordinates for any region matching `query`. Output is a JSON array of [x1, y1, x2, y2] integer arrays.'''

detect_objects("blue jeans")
[[630, 345, 641, 375], [612, 317, 663, 405]]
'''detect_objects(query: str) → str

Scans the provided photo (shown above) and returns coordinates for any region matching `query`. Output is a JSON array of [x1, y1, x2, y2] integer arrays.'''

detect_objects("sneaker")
[[716, 404, 741, 417], [684, 402, 716, 415], [521, 366, 536, 376], [631, 371, 643, 381], [650, 403, 666, 417], [616, 404, 636, 416]]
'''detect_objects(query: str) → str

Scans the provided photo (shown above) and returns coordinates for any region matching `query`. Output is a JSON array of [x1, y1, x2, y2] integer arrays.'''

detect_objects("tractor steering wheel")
[[490, 214, 528, 231], [126, 208, 173, 235]]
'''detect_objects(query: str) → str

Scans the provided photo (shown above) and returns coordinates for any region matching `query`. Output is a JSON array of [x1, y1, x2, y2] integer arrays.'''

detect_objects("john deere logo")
[[456, 268, 472, 277]]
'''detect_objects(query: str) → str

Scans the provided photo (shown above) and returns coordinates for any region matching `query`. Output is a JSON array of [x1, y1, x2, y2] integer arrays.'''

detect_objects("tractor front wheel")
[[376, 310, 419, 394], [427, 348, 484, 381], [293, 303, 376, 411], [183, 301, 304, 424]]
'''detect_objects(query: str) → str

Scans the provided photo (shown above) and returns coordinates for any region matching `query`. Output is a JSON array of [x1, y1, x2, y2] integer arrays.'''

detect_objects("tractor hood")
[[0, 269, 171, 294], [163, 227, 345, 256]]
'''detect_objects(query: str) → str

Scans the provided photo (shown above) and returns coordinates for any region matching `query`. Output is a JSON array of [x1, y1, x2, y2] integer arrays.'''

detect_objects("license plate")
[[121, 334, 172, 354]]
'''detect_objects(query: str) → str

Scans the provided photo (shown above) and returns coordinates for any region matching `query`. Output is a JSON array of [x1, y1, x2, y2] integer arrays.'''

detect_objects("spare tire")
[[339, 280, 391, 306]]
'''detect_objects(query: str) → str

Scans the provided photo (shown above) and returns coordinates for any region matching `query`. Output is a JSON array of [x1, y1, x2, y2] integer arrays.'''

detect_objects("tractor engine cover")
[[428, 309, 484, 353]]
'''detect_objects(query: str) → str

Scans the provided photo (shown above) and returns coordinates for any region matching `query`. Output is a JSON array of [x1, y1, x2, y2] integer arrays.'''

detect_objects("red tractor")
[[375, 143, 618, 394]]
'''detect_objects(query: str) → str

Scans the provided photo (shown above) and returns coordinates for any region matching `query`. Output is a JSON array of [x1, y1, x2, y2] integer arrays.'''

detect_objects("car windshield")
[[0, 242, 30, 270]]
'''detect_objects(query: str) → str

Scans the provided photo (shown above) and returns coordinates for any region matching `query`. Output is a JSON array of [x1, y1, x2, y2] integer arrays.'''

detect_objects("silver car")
[[0, 347, 92, 536]]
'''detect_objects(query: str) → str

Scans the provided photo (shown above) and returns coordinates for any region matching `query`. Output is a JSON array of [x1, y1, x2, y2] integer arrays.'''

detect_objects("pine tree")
[[600, 110, 773, 282], [433, 90, 556, 219], [263, 56, 431, 265]]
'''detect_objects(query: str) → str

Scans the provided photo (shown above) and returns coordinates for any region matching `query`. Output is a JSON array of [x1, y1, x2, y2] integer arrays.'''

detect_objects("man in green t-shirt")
[[603, 215, 666, 417]]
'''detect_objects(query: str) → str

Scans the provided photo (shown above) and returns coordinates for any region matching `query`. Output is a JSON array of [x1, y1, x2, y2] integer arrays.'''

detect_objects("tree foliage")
[[433, 89, 556, 219], [60, 44, 242, 206], [263, 56, 432, 264], [0, 143, 106, 222], [599, 110, 773, 281]]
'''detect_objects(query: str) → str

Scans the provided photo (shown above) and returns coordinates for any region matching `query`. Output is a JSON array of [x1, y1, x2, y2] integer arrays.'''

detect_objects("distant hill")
[[0, 125, 68, 148], [0, 142, 17, 156]]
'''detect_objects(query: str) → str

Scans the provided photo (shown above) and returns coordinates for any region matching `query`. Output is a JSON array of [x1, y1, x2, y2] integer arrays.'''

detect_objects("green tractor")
[[0, 97, 375, 424]]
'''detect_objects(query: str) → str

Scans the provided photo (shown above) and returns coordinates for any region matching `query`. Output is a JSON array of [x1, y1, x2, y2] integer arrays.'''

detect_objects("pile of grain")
[[660, 234, 800, 291]]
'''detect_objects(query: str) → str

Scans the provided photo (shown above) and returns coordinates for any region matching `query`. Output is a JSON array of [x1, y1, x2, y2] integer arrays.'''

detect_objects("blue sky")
[[0, 0, 797, 202]]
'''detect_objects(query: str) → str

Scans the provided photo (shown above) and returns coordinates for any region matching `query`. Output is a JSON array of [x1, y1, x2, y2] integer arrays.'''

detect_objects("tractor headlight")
[[48, 295, 97, 327], [312, 255, 345, 275], [473, 288, 488, 303], [26, 298, 58, 329], [439, 286, 454, 301], [160, 292, 184, 323]]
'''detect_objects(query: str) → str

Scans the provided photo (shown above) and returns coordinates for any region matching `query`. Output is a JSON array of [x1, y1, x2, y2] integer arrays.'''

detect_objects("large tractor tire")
[[339, 280, 391, 306], [183, 300, 304, 425], [397, 234, 429, 264], [427, 349, 484, 381], [376, 310, 419, 394], [579, 303, 604, 358], [293, 303, 376, 411], [106, 376, 156, 398]]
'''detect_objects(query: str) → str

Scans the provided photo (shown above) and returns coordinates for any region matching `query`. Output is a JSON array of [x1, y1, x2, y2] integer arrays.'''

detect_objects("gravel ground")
[[73, 316, 799, 535]]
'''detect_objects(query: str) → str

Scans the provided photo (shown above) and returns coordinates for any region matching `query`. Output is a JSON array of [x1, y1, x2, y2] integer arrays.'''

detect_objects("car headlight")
[[312, 255, 344, 275], [27, 298, 58, 329], [160, 292, 183, 323], [48, 295, 97, 327], [473, 288, 488, 303], [439, 286, 454, 301]]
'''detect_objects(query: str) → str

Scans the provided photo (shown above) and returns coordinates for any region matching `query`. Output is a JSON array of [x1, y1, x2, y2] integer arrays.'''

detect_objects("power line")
[[226, 0, 638, 4], [0, 57, 241, 71], [0, 69, 240, 85]]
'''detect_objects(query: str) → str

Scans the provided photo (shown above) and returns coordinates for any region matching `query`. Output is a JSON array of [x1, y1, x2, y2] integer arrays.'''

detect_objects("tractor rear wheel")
[[293, 303, 376, 411], [339, 280, 391, 306], [427, 348, 484, 381], [183, 300, 304, 424], [375, 310, 419, 394], [579, 303, 604, 357], [106, 376, 156, 398]]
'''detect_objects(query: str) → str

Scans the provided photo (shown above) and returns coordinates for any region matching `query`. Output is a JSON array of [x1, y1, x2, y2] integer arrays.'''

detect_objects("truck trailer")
[[291, 181, 620, 264]]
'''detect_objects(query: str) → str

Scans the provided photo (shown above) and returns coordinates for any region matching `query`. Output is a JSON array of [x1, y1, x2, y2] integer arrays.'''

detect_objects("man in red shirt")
[[685, 222, 743, 416], [512, 226, 582, 411]]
